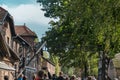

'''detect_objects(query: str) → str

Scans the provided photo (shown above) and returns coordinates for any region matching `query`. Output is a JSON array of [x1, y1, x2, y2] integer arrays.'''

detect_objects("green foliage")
[[51, 55, 60, 76], [62, 67, 74, 76], [43, 51, 50, 59], [88, 54, 98, 76], [34, 38, 39, 43], [38, 0, 120, 76]]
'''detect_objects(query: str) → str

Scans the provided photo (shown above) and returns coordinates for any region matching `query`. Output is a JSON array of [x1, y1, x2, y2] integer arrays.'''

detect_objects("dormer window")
[[4, 22, 8, 28]]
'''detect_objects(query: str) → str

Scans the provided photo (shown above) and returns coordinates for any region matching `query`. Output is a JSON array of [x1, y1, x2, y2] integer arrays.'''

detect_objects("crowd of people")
[[32, 70, 97, 80], [16, 72, 120, 80], [14, 66, 120, 80], [16, 67, 98, 80], [17, 71, 97, 80]]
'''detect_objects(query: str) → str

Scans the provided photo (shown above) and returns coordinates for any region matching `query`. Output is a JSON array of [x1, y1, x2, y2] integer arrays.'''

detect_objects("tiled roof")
[[15, 25, 37, 37], [0, 7, 7, 24], [0, 7, 16, 36]]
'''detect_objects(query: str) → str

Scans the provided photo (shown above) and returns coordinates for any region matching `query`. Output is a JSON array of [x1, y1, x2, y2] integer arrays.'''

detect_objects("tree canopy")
[[38, 0, 120, 76]]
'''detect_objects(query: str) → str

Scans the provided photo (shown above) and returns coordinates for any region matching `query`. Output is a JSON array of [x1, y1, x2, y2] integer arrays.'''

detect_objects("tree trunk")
[[84, 62, 88, 78]]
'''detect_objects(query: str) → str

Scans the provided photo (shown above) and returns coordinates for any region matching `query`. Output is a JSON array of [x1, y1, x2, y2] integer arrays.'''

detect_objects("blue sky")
[[0, 0, 35, 6], [0, 0, 52, 40]]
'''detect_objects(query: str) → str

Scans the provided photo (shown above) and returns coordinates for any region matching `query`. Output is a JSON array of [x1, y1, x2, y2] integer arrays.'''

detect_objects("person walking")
[[18, 74, 23, 80], [23, 75, 27, 80], [70, 75, 76, 80], [42, 67, 52, 79], [32, 74, 36, 80], [35, 70, 44, 80], [52, 74, 57, 80], [87, 76, 92, 80], [56, 72, 64, 80]]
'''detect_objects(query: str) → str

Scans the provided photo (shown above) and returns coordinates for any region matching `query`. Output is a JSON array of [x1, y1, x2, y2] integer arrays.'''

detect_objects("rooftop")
[[0, 7, 8, 24], [15, 25, 37, 37]]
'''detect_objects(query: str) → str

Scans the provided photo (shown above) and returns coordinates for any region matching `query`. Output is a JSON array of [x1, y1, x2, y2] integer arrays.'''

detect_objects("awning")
[[0, 62, 15, 71]]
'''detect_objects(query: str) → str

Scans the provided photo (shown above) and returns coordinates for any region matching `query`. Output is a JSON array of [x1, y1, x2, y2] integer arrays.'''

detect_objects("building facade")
[[42, 57, 55, 75], [15, 25, 38, 80], [0, 7, 55, 80], [0, 7, 19, 80]]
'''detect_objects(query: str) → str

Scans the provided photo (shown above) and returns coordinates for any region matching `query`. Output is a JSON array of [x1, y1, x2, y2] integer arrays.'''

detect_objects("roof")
[[0, 7, 16, 36], [15, 25, 37, 37], [0, 7, 8, 24]]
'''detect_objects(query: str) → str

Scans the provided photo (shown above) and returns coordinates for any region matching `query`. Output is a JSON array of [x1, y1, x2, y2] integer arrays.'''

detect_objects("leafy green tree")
[[38, 0, 120, 77], [51, 55, 60, 76]]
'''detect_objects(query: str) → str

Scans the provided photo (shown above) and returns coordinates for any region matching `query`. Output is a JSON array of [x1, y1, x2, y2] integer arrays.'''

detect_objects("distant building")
[[107, 53, 120, 79], [35, 42, 55, 76], [13, 35, 32, 79], [112, 53, 120, 79], [15, 25, 38, 80], [0, 6, 54, 80], [15, 25, 37, 47], [41, 57, 55, 75]]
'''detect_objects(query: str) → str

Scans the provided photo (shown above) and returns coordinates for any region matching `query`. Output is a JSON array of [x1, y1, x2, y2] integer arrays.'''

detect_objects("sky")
[[0, 0, 52, 40]]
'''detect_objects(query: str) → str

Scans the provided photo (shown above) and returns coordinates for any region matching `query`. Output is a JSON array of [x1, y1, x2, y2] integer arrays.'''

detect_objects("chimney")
[[24, 23, 26, 26]]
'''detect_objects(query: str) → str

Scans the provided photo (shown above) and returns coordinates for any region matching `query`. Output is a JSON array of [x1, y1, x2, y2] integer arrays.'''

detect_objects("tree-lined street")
[[38, 0, 120, 80], [0, 0, 120, 80]]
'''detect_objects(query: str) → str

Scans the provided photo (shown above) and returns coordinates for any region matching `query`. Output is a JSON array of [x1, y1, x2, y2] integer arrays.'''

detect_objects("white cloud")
[[0, 4, 53, 39], [1, 4, 51, 25]]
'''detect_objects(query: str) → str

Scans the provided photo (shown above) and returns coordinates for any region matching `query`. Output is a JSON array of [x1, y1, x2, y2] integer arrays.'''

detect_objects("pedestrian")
[[35, 70, 44, 80], [77, 76, 81, 80], [91, 76, 96, 80], [43, 74, 47, 80], [18, 74, 23, 80], [52, 74, 57, 80], [23, 75, 27, 80], [65, 77, 69, 80], [56, 72, 64, 80], [42, 67, 52, 79], [70, 75, 76, 80], [32, 74, 36, 80], [4, 76, 9, 80], [87, 76, 92, 80]]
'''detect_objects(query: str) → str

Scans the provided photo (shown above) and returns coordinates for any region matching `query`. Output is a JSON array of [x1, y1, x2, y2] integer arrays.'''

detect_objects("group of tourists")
[[33, 71, 64, 80], [16, 67, 97, 80], [17, 71, 97, 80], [32, 70, 96, 80]]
